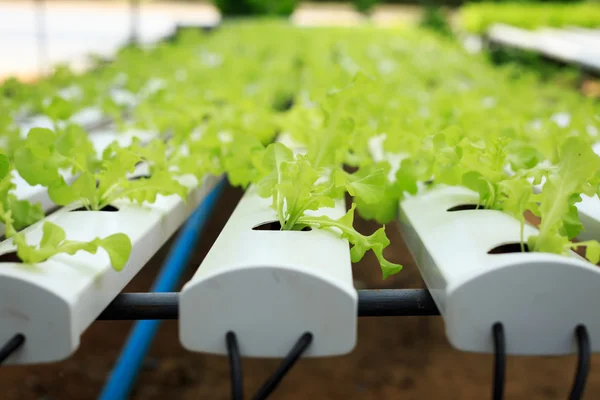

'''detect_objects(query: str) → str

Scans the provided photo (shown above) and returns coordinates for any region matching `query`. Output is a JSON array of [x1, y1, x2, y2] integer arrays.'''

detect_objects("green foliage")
[[12, 221, 132, 271], [253, 143, 400, 278], [3, 21, 600, 276], [529, 138, 600, 257], [460, 3, 600, 34], [15, 129, 188, 211], [0, 153, 131, 270], [0, 154, 44, 233], [420, 6, 454, 37], [213, 0, 298, 17], [353, 0, 380, 15]]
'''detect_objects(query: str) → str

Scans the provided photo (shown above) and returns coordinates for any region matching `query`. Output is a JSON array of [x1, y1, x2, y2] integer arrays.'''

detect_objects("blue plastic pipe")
[[98, 178, 226, 400]]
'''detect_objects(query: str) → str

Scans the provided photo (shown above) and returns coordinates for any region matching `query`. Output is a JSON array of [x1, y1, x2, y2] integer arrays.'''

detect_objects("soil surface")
[[2, 184, 599, 400]]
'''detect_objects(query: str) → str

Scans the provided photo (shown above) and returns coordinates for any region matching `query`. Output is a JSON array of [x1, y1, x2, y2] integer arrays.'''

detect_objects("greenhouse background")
[[1, 0, 600, 399]]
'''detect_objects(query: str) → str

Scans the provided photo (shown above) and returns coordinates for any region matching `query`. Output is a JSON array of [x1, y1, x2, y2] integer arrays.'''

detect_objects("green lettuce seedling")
[[0, 153, 132, 270], [15, 128, 188, 211], [255, 143, 402, 279], [0, 154, 44, 232]]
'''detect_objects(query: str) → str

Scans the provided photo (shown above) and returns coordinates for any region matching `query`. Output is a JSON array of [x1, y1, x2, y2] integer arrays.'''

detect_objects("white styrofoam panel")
[[399, 184, 600, 355], [0, 173, 219, 365], [180, 186, 357, 357]]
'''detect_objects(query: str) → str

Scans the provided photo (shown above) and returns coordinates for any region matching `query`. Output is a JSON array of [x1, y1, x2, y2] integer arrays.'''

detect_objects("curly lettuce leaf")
[[529, 137, 600, 261], [104, 170, 189, 206], [253, 145, 398, 275], [13, 221, 132, 270], [332, 166, 386, 205], [14, 126, 95, 188], [0, 153, 44, 232], [8, 197, 45, 232], [297, 204, 402, 279]]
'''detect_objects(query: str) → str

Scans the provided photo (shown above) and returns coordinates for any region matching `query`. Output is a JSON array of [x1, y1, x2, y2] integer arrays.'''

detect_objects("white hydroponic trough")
[[180, 186, 357, 357], [179, 134, 357, 357], [399, 184, 600, 355], [487, 24, 600, 73], [0, 173, 219, 365], [368, 137, 600, 355]]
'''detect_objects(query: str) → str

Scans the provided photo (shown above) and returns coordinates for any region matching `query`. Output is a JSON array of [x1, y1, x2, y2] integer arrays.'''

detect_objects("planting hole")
[[343, 164, 359, 174], [128, 174, 151, 181], [447, 204, 486, 212], [272, 96, 294, 112], [0, 252, 21, 263], [71, 205, 119, 212], [252, 221, 312, 231], [488, 243, 530, 254]]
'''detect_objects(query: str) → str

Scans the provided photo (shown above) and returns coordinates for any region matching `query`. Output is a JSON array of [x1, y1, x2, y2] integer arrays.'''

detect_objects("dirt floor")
[[0, 184, 598, 399]]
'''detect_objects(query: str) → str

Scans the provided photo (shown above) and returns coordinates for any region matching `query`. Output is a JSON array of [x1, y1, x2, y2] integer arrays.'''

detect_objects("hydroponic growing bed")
[[1, 21, 600, 399]]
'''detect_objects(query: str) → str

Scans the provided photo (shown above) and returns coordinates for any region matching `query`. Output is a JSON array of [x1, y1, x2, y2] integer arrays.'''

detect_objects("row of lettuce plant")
[[1, 22, 599, 279], [460, 3, 600, 35]]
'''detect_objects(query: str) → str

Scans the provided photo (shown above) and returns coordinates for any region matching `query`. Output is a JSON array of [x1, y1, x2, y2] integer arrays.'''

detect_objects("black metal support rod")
[[358, 289, 439, 316], [96, 290, 440, 321], [0, 334, 26, 365], [98, 292, 179, 320]]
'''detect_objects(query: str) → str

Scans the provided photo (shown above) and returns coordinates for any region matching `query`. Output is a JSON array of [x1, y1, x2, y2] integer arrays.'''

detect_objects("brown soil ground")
[[1, 184, 600, 400]]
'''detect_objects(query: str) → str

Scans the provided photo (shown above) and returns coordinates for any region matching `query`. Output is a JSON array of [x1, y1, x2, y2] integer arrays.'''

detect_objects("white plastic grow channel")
[[487, 24, 540, 52], [368, 138, 600, 355], [17, 106, 109, 137], [180, 135, 358, 357], [398, 184, 600, 355], [0, 173, 219, 365], [180, 187, 357, 357], [487, 24, 600, 73]]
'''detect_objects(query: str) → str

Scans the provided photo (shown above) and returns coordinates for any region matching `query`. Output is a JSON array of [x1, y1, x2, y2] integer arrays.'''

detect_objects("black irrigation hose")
[[569, 325, 591, 400], [492, 323, 506, 400], [0, 334, 25, 365], [226, 332, 244, 400], [251, 332, 313, 400]]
